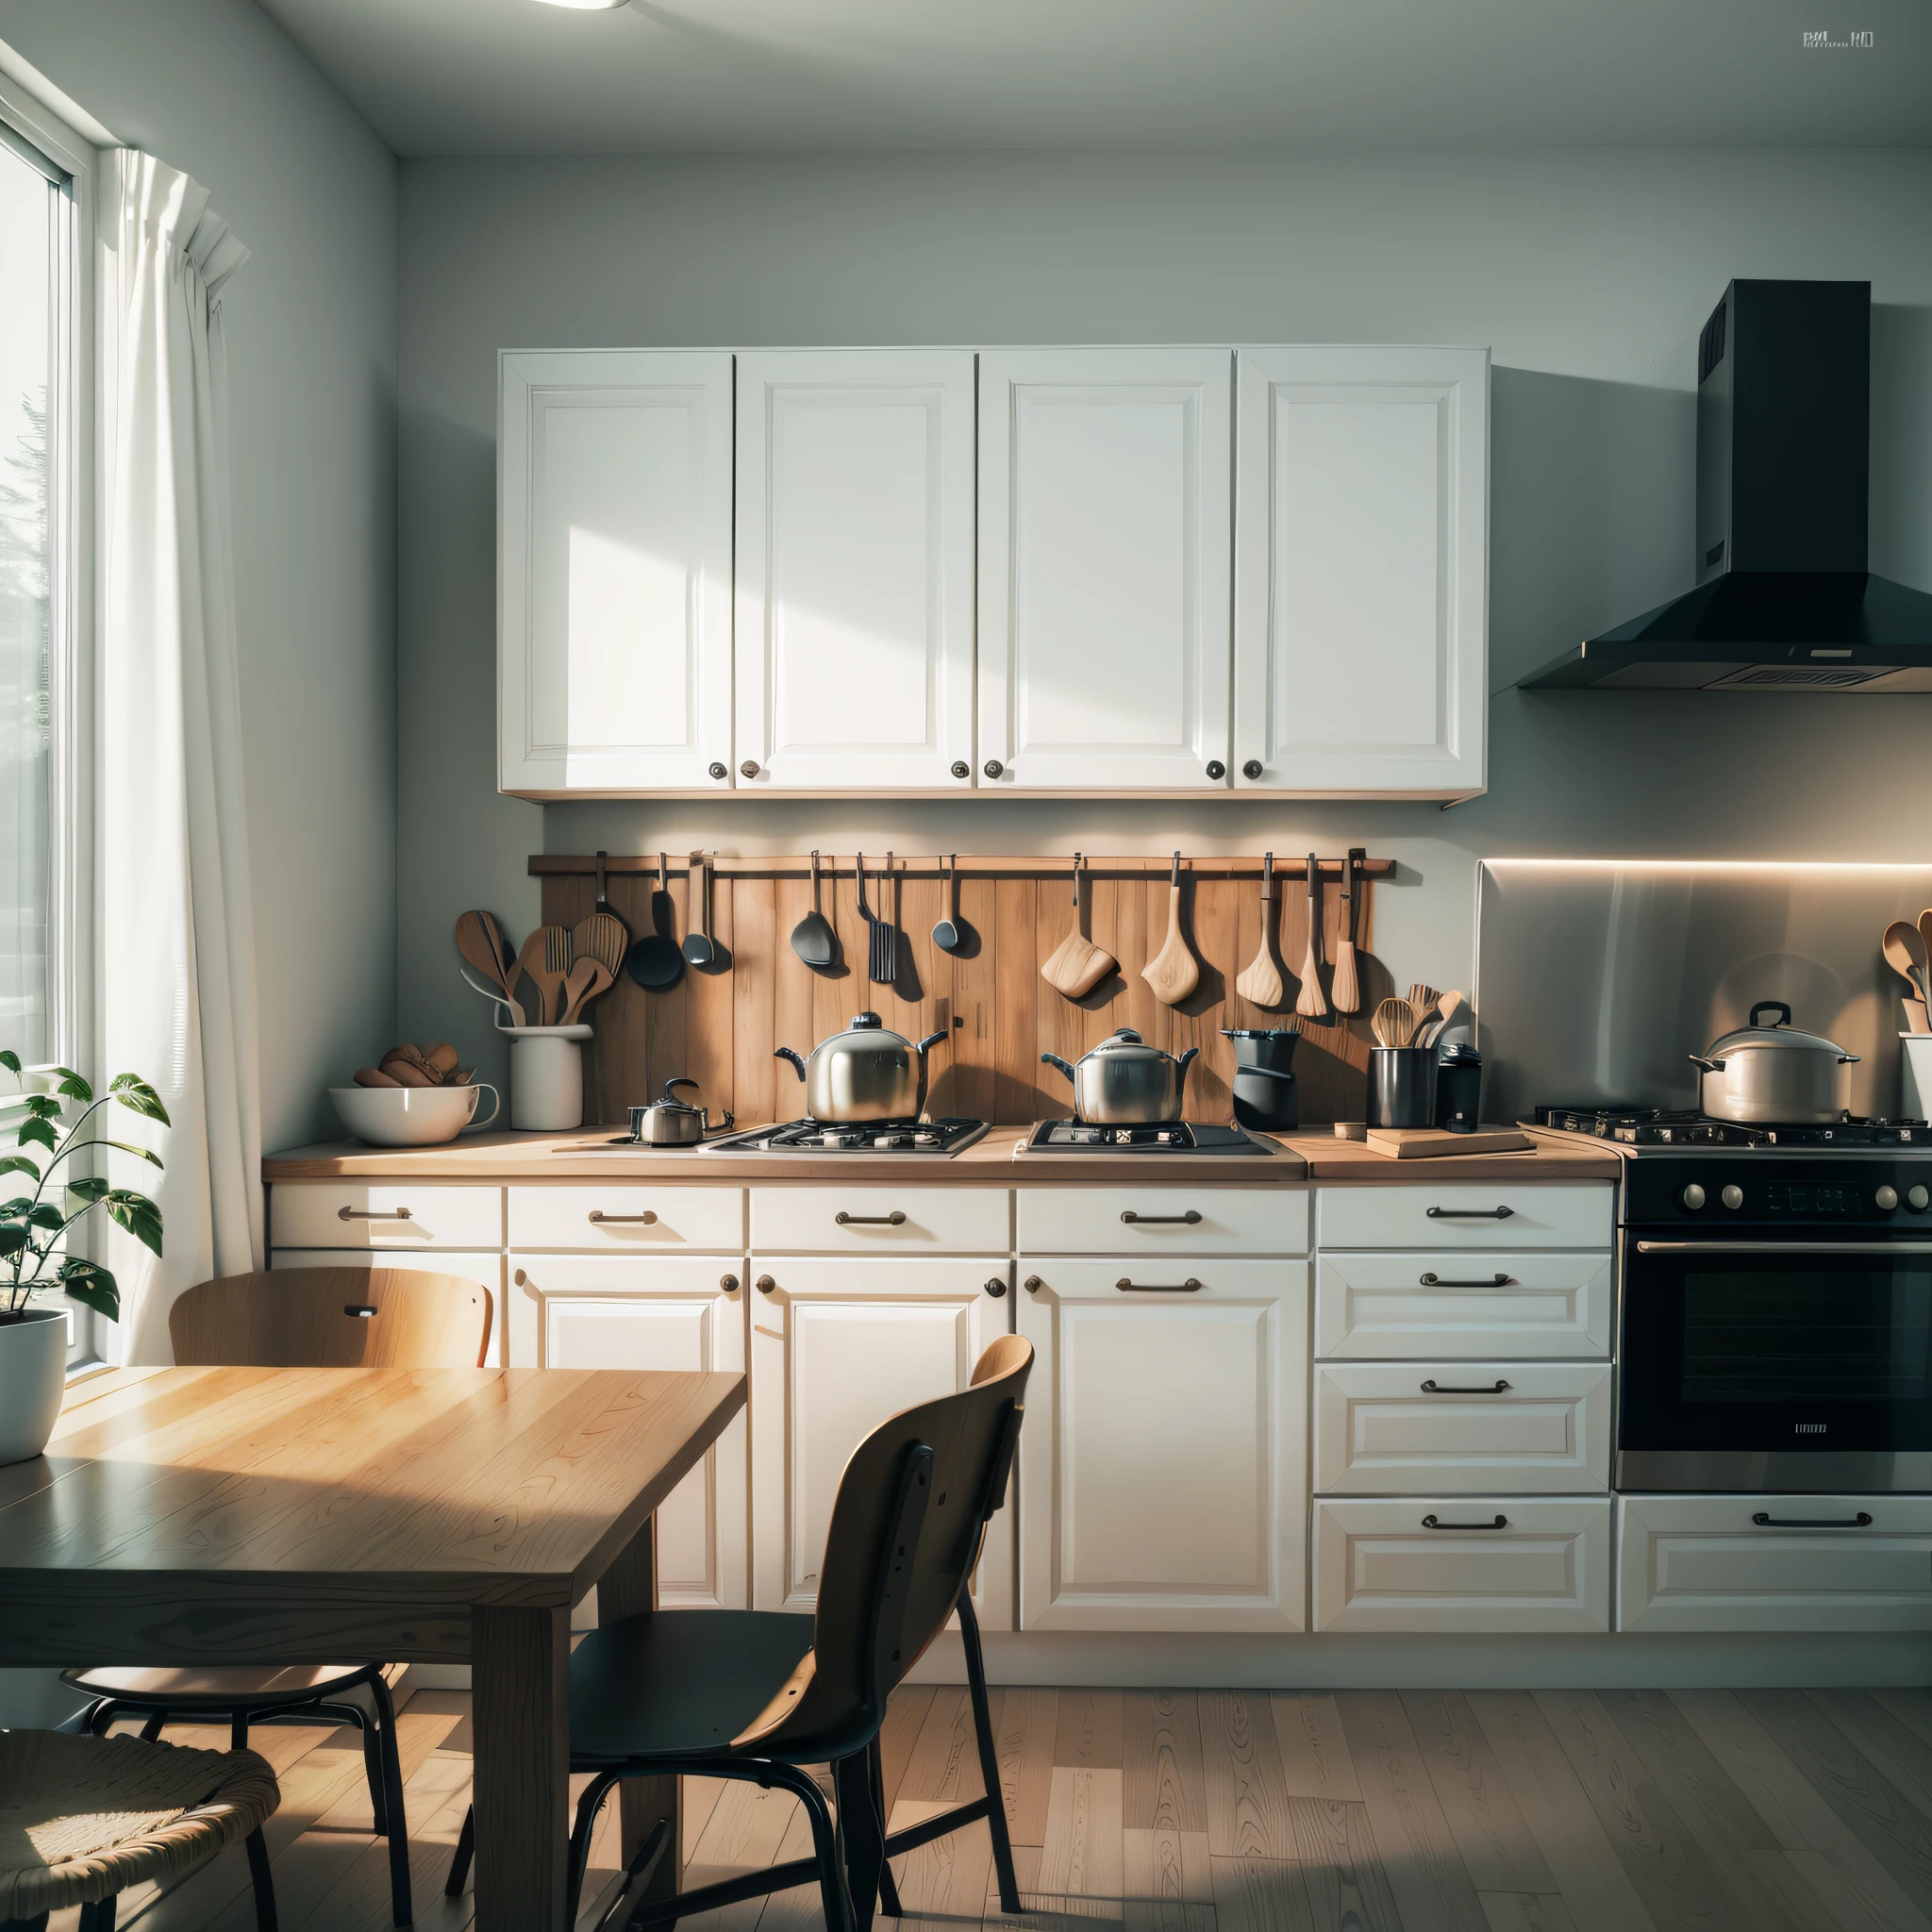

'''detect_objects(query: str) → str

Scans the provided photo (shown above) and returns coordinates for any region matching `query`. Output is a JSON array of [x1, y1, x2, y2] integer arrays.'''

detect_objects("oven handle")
[[1634, 1241, 1932, 1255]]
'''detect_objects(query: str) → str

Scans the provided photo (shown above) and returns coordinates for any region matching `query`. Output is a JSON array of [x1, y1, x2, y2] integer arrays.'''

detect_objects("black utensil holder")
[[1368, 1046, 1438, 1128]]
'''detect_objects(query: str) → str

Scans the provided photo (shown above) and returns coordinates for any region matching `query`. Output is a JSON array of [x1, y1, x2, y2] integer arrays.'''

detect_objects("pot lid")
[[819, 1011, 911, 1052], [1087, 1028, 1171, 1059], [1707, 1001, 1852, 1058]]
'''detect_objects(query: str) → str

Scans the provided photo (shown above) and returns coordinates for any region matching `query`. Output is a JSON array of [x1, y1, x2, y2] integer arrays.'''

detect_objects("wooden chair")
[[445, 1333, 1033, 1932], [62, 1267, 491, 1931], [0, 1731, 280, 1932]]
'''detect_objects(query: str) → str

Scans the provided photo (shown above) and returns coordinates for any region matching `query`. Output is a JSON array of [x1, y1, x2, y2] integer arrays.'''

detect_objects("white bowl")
[[329, 1082, 500, 1147]]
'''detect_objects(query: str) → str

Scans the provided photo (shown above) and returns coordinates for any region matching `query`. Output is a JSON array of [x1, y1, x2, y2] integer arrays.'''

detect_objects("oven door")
[[1620, 1235, 1932, 1491]]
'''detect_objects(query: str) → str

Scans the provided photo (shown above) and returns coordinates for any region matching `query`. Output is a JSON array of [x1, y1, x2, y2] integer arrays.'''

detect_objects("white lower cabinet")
[[510, 1254, 748, 1610], [1016, 1258, 1308, 1632], [748, 1257, 1014, 1624], [270, 1249, 505, 1367], [1313, 1498, 1612, 1633], [1617, 1494, 1932, 1633]]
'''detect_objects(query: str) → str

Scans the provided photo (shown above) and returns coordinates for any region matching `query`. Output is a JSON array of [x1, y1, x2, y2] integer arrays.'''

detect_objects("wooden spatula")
[[518, 929, 569, 1028], [1142, 853, 1201, 1007], [455, 910, 525, 1027], [1373, 996, 1417, 1048], [571, 851, 629, 985], [1295, 854, 1327, 1019], [559, 956, 614, 1024], [1041, 855, 1117, 999], [1235, 852, 1284, 1008], [1330, 847, 1362, 1015]]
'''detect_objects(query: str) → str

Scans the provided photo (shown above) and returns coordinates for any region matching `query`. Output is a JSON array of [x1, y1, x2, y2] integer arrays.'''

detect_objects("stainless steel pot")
[[629, 1077, 733, 1145], [1041, 1029, 1199, 1124], [1690, 1001, 1860, 1124], [774, 1012, 947, 1123]]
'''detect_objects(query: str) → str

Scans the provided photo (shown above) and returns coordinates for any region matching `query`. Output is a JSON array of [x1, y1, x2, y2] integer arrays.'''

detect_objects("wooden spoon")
[[1295, 854, 1327, 1019], [1235, 852, 1284, 1008], [1917, 912, 1932, 1008], [1330, 847, 1362, 1015], [455, 909, 525, 1027], [559, 956, 614, 1024], [1884, 921, 1928, 1009], [1041, 855, 1117, 999], [1141, 853, 1200, 1007], [1423, 989, 1468, 1047], [571, 851, 630, 985], [1372, 996, 1417, 1048]]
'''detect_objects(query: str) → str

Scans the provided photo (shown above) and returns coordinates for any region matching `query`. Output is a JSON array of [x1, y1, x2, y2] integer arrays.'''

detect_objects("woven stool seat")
[[0, 1731, 278, 1919]]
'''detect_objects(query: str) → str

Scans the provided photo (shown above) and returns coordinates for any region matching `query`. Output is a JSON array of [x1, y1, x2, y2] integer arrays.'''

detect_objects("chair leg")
[[231, 1712, 249, 1753], [444, 1805, 474, 1897], [566, 1768, 624, 1928], [868, 1736, 904, 1920], [368, 1671, 413, 1926], [78, 1899, 116, 1932], [81, 1699, 120, 1738], [768, 1764, 854, 1932], [834, 1754, 886, 1932], [958, 1590, 1021, 1915], [361, 1717, 388, 1836], [245, 1825, 279, 1932], [139, 1711, 167, 1743]]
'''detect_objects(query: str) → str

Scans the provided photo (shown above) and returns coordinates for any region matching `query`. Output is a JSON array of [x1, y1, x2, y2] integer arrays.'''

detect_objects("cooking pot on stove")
[[1690, 1001, 1859, 1124], [1041, 1030, 1199, 1124], [774, 1012, 947, 1123], [629, 1077, 734, 1145]]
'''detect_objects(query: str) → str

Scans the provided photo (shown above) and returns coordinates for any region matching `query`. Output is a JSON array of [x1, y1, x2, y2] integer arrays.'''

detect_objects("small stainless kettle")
[[629, 1078, 734, 1146]]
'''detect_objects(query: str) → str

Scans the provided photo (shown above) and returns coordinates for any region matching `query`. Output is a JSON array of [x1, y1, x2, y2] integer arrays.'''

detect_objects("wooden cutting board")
[[1363, 1126, 1534, 1158]]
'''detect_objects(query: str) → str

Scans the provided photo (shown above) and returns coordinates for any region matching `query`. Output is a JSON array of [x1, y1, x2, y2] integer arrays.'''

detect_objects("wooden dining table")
[[0, 1361, 746, 1931]]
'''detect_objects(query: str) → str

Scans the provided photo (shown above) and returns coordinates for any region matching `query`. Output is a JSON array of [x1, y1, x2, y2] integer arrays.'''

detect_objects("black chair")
[[445, 1334, 1033, 1932]]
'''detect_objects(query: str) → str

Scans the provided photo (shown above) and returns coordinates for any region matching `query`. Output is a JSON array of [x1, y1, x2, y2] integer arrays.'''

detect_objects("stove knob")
[[1877, 1184, 1900, 1211], [1680, 1184, 1706, 1210], [1911, 1185, 1930, 1211], [1722, 1184, 1743, 1210]]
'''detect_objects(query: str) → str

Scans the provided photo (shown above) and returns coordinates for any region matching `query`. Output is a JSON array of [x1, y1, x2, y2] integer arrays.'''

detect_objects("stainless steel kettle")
[[629, 1077, 734, 1145], [774, 1012, 948, 1122], [1042, 1029, 1199, 1124]]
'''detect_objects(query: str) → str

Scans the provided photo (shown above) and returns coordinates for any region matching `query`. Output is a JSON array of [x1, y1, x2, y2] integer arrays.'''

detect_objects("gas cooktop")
[[697, 1118, 990, 1154], [1531, 1105, 1932, 1149], [1021, 1121, 1272, 1154]]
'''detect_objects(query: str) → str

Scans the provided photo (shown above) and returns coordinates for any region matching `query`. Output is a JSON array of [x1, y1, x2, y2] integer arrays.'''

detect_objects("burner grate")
[[696, 1117, 991, 1155], [1023, 1121, 1269, 1154]]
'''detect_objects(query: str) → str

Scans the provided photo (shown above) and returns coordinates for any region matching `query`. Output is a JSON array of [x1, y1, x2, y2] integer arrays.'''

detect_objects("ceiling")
[[255, 0, 1932, 158]]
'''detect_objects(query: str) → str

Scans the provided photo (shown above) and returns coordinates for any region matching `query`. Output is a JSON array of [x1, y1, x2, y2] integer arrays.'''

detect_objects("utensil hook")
[[1170, 850, 1181, 887], [1073, 852, 1083, 908]]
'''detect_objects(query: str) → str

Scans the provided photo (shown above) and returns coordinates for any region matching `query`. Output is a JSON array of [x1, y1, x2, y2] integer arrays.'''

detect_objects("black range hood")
[[1522, 279, 1932, 692]]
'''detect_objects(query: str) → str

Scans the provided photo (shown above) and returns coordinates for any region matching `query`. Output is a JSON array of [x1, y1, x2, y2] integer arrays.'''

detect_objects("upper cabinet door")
[[1233, 345, 1489, 797], [734, 351, 976, 791], [499, 350, 734, 796], [978, 349, 1233, 791]]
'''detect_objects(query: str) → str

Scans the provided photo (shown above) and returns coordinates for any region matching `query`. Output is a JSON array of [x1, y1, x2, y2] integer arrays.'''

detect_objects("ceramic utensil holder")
[[501, 1023, 594, 1131], [1368, 1045, 1438, 1129], [1903, 1034, 1932, 1120]]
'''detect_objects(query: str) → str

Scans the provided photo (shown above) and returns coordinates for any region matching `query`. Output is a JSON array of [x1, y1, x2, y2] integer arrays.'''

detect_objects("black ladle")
[[933, 854, 965, 954], [625, 852, 685, 991]]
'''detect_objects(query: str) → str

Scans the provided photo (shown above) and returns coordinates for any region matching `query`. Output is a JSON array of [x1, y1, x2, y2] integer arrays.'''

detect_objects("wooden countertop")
[[263, 1125, 1617, 1185]]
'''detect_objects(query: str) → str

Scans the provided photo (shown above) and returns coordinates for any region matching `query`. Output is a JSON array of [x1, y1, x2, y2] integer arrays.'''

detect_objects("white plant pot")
[[0, 1306, 69, 1465]]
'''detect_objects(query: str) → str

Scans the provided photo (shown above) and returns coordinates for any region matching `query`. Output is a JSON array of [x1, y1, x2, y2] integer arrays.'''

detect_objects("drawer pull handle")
[[343, 1305, 377, 1319], [1426, 1206, 1515, 1220], [1420, 1272, 1515, 1288], [756, 1274, 777, 1294], [984, 1276, 1008, 1298], [590, 1210, 658, 1224], [1116, 1277, 1204, 1293], [1420, 1378, 1512, 1395], [720, 1274, 740, 1293], [1751, 1510, 1874, 1529], [1121, 1209, 1204, 1224], [836, 1210, 908, 1226], [338, 1206, 411, 1222], [1422, 1513, 1508, 1530], [1024, 1275, 1043, 1293]]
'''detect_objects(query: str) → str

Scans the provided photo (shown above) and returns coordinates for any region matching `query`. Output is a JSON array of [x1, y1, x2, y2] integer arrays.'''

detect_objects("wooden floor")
[[52, 1682, 1932, 1932]]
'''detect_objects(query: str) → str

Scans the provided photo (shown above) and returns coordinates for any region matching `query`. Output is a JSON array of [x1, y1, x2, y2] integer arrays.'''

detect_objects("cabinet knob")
[[983, 758, 1004, 779], [741, 759, 760, 778], [951, 760, 971, 779], [1206, 760, 1225, 780], [720, 1274, 740, 1292], [1023, 1274, 1043, 1293], [1242, 759, 1263, 780], [984, 1275, 1008, 1298], [756, 1274, 776, 1294], [708, 761, 727, 780]]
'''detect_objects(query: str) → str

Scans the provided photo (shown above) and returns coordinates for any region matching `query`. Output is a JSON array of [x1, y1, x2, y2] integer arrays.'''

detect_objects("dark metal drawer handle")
[[1122, 1210, 1203, 1224], [343, 1305, 377, 1319], [1426, 1206, 1515, 1220], [1420, 1379, 1512, 1395], [338, 1206, 411, 1221], [1117, 1277, 1203, 1292], [1422, 1513, 1508, 1530], [1420, 1273, 1516, 1288], [837, 1210, 908, 1226], [590, 1210, 658, 1224], [1752, 1510, 1874, 1529]]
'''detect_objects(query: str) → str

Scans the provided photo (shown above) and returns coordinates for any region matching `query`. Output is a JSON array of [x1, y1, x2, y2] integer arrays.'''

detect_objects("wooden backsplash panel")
[[537, 859, 1385, 1127]]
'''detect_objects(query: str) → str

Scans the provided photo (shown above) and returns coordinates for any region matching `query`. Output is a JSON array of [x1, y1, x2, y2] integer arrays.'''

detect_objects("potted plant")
[[0, 1050, 168, 1464]]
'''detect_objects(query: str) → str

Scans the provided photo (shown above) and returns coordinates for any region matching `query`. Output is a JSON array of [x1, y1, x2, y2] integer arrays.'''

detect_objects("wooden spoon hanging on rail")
[[1294, 854, 1327, 1019], [1235, 852, 1285, 1008], [1141, 852, 1201, 1007], [1041, 855, 1117, 999]]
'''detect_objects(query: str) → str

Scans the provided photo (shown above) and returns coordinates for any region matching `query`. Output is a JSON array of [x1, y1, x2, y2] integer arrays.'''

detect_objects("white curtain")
[[100, 152, 260, 1361]]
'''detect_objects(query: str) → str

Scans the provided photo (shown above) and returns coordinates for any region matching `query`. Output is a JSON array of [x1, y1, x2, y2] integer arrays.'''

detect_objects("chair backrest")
[[743, 1334, 1032, 1764], [169, 1267, 492, 1368]]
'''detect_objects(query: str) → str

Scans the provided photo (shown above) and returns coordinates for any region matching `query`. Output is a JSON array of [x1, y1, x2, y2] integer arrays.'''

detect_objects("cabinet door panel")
[[979, 348, 1232, 790], [1234, 345, 1487, 797], [1017, 1260, 1307, 1630], [735, 351, 975, 791], [1314, 1251, 1614, 1359], [500, 349, 733, 794]]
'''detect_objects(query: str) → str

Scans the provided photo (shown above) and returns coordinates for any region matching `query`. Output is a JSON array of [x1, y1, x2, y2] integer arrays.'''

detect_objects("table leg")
[[600, 1514, 679, 1905], [473, 1603, 570, 1931]]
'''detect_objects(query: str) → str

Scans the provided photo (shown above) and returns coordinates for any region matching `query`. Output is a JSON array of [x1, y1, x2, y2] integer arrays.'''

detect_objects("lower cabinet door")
[[270, 1249, 504, 1366], [512, 1253, 748, 1610], [748, 1257, 1015, 1624], [1312, 1497, 1611, 1632], [1618, 1494, 1932, 1633], [1016, 1258, 1308, 1631]]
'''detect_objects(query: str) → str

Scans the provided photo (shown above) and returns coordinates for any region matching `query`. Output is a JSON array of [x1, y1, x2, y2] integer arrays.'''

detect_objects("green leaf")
[[58, 1257, 119, 1324], [17, 1118, 55, 1153], [62, 1177, 109, 1207], [105, 1191, 163, 1257], [0, 1195, 30, 1217], [21, 1094, 58, 1119], [110, 1076, 171, 1127], [25, 1203, 63, 1232], [51, 1068, 92, 1103], [0, 1225, 27, 1257], [70, 1139, 163, 1171], [0, 1050, 19, 1074], [0, 1156, 41, 1180]]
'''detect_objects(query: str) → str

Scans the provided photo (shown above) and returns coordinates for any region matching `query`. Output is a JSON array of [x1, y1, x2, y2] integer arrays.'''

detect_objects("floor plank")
[[889, 1800, 996, 1918], [1123, 1826, 1213, 1932], [1039, 1766, 1126, 1912], [1058, 1691, 1127, 1770], [1478, 1894, 1578, 1932], [877, 1685, 938, 1815], [1284, 1798, 1405, 1932], [1809, 1690, 1932, 1823], [1269, 1692, 1362, 1803], [1198, 1693, 1293, 1860], [994, 1688, 1059, 1848], [1207, 1854, 1310, 1932], [1403, 1688, 1559, 1894], [1124, 1693, 1208, 1833], [900, 1688, 987, 1805]]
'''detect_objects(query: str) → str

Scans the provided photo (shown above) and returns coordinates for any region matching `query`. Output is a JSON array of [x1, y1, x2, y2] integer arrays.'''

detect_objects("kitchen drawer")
[[270, 1249, 502, 1366], [750, 1185, 1008, 1254], [1020, 1257, 1304, 1305], [1618, 1494, 1932, 1633], [1314, 1362, 1611, 1495], [1315, 1251, 1613, 1359], [1317, 1184, 1611, 1251], [508, 1184, 743, 1251], [1017, 1187, 1308, 1257], [269, 1183, 503, 1251], [1313, 1497, 1611, 1632]]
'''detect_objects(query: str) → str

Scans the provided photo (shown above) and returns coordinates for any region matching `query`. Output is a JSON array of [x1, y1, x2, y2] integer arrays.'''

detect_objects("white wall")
[[2, 0, 399, 1152], [395, 147, 1932, 1100]]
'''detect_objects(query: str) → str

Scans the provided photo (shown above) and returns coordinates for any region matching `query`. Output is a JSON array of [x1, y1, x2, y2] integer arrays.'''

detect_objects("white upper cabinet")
[[735, 351, 977, 791], [1233, 345, 1489, 797], [978, 348, 1233, 791], [499, 350, 734, 795]]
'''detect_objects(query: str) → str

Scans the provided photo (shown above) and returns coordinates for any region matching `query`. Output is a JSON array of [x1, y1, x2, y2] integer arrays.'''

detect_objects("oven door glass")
[[1622, 1240, 1932, 1452]]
